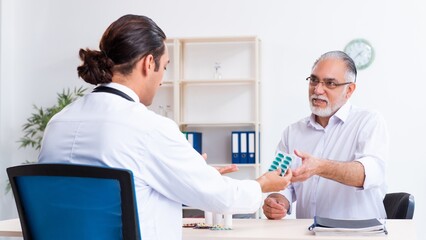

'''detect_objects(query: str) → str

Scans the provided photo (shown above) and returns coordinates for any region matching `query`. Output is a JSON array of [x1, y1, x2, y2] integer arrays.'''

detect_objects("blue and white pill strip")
[[268, 152, 293, 176]]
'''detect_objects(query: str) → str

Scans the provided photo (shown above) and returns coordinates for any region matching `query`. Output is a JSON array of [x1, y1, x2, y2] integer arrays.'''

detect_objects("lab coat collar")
[[101, 82, 140, 103]]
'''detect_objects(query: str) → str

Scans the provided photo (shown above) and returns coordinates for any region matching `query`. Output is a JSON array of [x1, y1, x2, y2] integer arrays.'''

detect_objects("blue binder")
[[231, 132, 240, 163], [183, 132, 202, 154], [240, 132, 248, 163], [247, 131, 255, 163]]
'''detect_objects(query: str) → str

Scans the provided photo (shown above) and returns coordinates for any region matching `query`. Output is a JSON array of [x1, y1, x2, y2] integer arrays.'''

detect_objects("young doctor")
[[38, 14, 292, 240]]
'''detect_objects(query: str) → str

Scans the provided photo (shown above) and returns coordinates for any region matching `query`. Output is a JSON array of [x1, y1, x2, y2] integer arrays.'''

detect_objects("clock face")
[[344, 39, 374, 70]]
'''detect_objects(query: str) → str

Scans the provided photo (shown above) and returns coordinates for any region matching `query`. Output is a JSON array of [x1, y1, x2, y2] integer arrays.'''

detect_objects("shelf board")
[[179, 122, 258, 127], [179, 36, 258, 43], [210, 163, 260, 168], [182, 206, 203, 210], [180, 79, 256, 85]]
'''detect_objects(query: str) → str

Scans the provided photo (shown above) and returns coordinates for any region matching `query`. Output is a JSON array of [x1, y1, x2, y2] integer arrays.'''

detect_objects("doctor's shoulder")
[[140, 107, 178, 128]]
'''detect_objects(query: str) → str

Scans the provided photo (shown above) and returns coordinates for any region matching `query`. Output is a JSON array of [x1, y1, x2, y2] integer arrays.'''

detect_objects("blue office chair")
[[7, 163, 141, 240], [383, 192, 415, 219]]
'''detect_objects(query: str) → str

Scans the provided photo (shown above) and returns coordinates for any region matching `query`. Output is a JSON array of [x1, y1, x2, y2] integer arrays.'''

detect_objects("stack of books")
[[308, 216, 387, 236]]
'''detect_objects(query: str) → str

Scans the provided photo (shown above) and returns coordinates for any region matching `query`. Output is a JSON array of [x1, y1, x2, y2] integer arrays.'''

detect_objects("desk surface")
[[183, 218, 417, 240], [0, 218, 417, 239], [0, 218, 21, 237]]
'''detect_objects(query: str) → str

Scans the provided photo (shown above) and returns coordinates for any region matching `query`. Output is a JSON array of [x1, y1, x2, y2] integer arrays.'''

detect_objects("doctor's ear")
[[145, 55, 155, 70], [139, 54, 155, 76]]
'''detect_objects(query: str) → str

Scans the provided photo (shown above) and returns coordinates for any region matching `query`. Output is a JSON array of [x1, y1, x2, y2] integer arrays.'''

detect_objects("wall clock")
[[344, 39, 374, 70]]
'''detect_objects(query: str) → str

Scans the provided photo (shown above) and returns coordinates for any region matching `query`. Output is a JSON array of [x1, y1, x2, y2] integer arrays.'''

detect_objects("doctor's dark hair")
[[312, 50, 357, 83], [77, 14, 166, 85]]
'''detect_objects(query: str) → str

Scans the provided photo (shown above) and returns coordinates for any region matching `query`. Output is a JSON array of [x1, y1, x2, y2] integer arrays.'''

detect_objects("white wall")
[[0, 0, 17, 219], [1, 0, 425, 237]]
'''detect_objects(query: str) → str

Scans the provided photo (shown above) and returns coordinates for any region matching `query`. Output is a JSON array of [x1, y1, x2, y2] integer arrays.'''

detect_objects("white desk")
[[0, 218, 21, 237], [0, 218, 417, 240], [183, 218, 417, 240]]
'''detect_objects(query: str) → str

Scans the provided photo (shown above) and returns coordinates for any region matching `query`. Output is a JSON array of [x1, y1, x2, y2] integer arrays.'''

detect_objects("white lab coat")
[[39, 83, 262, 240]]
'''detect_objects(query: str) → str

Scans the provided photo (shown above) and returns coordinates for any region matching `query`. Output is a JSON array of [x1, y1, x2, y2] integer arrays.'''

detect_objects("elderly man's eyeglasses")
[[306, 77, 352, 89]]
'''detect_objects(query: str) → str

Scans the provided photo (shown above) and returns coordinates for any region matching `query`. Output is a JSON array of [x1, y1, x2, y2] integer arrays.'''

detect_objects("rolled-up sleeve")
[[355, 112, 389, 190]]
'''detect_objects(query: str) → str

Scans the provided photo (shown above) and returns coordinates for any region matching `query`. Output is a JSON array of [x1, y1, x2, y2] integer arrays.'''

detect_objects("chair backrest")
[[383, 192, 415, 219], [7, 163, 141, 240]]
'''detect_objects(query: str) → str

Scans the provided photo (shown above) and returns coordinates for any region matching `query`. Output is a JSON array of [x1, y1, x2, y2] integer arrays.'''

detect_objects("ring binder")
[[231, 132, 240, 164], [231, 131, 256, 164], [183, 132, 202, 154]]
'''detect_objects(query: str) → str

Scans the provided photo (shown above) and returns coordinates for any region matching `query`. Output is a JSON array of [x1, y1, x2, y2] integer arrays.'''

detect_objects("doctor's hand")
[[262, 193, 290, 220], [202, 153, 239, 175], [256, 168, 292, 193], [216, 164, 239, 175], [291, 149, 321, 182]]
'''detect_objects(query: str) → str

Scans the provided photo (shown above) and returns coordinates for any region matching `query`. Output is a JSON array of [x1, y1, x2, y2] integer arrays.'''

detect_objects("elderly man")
[[263, 51, 388, 220]]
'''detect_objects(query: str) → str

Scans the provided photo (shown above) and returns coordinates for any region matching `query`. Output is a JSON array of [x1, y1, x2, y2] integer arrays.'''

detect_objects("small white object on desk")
[[204, 211, 213, 226], [213, 213, 223, 226], [224, 214, 233, 228]]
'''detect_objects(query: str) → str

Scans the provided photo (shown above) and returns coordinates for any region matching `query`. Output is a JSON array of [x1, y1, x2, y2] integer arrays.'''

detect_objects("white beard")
[[309, 93, 346, 117]]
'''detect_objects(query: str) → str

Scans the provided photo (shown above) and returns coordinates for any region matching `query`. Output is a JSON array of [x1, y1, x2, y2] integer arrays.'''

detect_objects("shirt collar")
[[333, 101, 351, 123], [307, 101, 352, 128], [101, 82, 140, 103]]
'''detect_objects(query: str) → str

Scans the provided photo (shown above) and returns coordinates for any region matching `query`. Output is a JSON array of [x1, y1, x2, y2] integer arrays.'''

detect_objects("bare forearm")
[[317, 160, 365, 187]]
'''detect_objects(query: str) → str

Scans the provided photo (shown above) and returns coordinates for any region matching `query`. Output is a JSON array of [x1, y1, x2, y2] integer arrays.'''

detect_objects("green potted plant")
[[5, 86, 86, 194]]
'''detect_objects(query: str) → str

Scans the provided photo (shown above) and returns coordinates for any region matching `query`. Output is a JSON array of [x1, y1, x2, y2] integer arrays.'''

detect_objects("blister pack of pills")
[[268, 151, 293, 176]]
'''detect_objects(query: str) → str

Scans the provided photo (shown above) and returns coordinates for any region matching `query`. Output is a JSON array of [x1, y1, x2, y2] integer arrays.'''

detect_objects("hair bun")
[[77, 48, 114, 85]]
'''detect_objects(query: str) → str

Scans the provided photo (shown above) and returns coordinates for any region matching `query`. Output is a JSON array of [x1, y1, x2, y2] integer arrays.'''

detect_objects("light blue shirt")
[[278, 102, 388, 219], [38, 83, 262, 240]]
